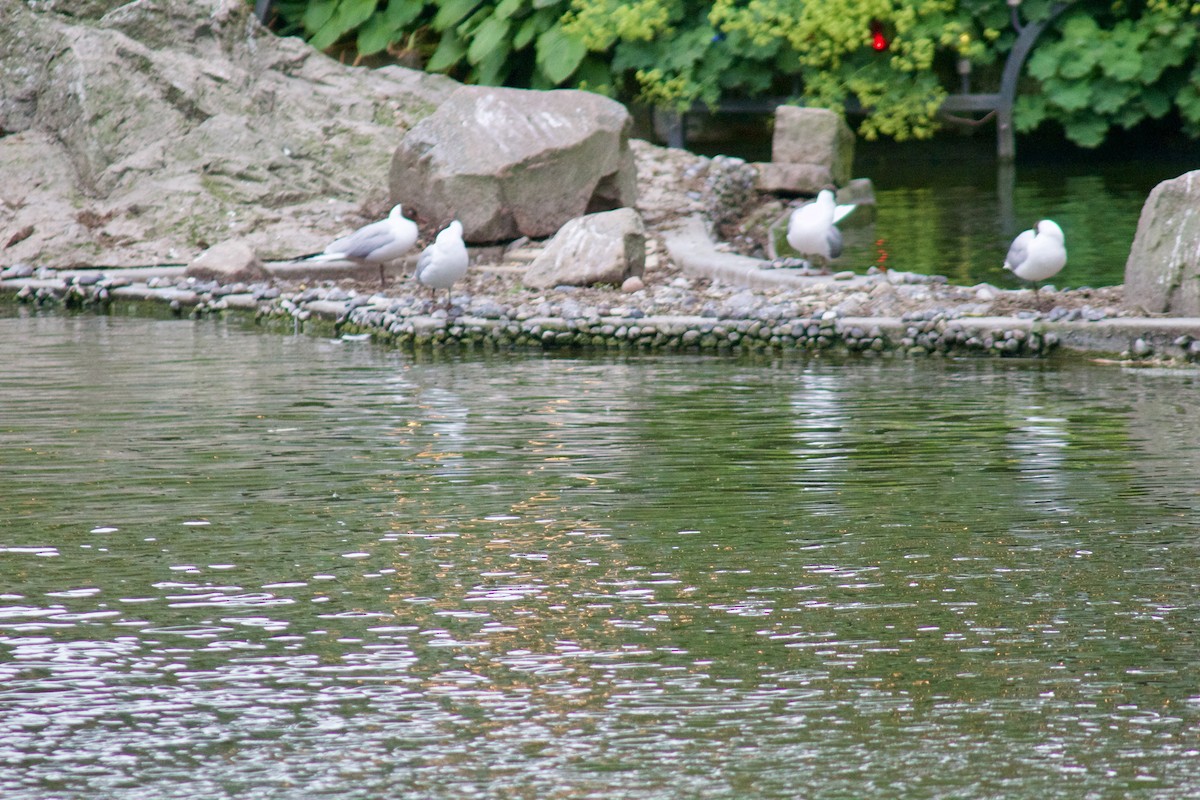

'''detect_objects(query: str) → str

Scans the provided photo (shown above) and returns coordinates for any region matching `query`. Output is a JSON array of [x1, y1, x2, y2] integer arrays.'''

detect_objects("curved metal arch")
[[995, 1, 1073, 160]]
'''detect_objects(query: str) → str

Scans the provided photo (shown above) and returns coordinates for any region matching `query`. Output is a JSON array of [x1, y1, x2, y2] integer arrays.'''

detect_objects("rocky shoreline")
[[4, 220, 1199, 363]]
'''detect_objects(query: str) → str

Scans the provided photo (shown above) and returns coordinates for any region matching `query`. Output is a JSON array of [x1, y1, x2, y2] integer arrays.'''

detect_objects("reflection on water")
[[3, 314, 1200, 799], [846, 143, 1191, 289]]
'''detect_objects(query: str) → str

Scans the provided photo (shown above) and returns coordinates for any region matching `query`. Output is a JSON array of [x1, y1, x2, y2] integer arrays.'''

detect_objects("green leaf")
[[1062, 114, 1107, 148], [302, 0, 338, 34], [468, 15, 511, 65], [356, 12, 397, 56], [385, 0, 424, 28], [513, 9, 552, 49], [1014, 93, 1048, 132], [472, 39, 512, 84], [1058, 14, 1102, 47], [1141, 87, 1171, 119], [427, 30, 467, 72], [1177, 77, 1200, 125], [1056, 45, 1099, 80], [536, 23, 586, 84], [1026, 47, 1059, 81], [571, 55, 615, 94], [1100, 47, 1141, 83], [1045, 79, 1091, 113], [1090, 77, 1134, 115], [309, 0, 377, 50], [433, 0, 481, 31], [493, 0, 525, 21], [532, 0, 562, 8]]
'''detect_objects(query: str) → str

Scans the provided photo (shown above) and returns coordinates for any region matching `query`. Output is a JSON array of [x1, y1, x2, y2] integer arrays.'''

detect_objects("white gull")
[[786, 189, 853, 271], [313, 204, 418, 287], [1004, 219, 1067, 283], [415, 220, 469, 307]]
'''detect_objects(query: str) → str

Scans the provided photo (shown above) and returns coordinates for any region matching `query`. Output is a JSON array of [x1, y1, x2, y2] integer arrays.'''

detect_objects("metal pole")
[[997, 1, 1070, 160]]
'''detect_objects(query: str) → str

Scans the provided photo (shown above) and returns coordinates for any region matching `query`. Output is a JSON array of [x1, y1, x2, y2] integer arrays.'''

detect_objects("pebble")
[[0, 264, 34, 279]]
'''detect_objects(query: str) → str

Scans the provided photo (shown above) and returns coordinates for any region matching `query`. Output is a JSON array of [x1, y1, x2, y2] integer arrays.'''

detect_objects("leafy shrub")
[[260, 0, 1200, 146]]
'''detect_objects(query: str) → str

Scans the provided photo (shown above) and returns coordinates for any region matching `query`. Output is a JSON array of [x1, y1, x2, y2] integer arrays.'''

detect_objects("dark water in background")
[[4, 314, 1200, 798], [689, 118, 1197, 289]]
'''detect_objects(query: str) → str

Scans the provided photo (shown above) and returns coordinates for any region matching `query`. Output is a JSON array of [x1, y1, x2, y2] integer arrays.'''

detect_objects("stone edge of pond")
[[3, 271, 1200, 365]]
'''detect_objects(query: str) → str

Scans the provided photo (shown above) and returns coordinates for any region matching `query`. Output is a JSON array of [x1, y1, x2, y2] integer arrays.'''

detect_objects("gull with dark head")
[[313, 204, 418, 287], [415, 220, 469, 308], [1004, 219, 1067, 283]]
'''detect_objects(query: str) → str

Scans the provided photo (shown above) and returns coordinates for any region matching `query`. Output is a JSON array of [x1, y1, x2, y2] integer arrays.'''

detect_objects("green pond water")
[[694, 127, 1194, 289], [3, 313, 1200, 799], [846, 142, 1192, 290]]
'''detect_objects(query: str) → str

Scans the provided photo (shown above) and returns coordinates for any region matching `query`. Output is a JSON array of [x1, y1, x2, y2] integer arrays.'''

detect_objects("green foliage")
[[260, 0, 1200, 146], [1016, 1, 1200, 146], [267, 0, 586, 91]]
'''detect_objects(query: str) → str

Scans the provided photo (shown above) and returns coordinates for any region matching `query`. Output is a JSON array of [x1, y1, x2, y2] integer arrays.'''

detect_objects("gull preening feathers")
[[314, 204, 419, 287], [415, 220, 469, 307], [786, 189, 853, 270], [1004, 219, 1067, 283]]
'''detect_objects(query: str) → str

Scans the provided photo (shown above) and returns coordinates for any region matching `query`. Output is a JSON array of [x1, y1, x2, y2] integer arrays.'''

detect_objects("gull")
[[1004, 219, 1067, 283], [313, 204, 418, 287], [415, 220, 469, 308], [786, 189, 853, 271]]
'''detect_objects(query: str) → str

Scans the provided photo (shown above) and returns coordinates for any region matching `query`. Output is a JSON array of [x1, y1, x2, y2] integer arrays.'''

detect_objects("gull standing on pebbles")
[[313, 204, 418, 287], [786, 189, 854, 271], [1004, 219, 1067, 283], [415, 220, 469, 308]]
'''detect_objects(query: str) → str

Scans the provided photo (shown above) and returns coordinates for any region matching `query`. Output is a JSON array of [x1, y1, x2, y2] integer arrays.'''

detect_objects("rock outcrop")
[[524, 208, 646, 289], [0, 0, 454, 267], [1124, 170, 1200, 316], [389, 86, 637, 243]]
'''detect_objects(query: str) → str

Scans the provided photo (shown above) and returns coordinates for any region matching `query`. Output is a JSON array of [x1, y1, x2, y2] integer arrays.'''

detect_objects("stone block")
[[753, 162, 832, 195], [771, 106, 855, 186]]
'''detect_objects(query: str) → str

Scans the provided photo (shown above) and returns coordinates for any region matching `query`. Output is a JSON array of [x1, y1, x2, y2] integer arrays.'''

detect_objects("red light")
[[870, 20, 888, 51]]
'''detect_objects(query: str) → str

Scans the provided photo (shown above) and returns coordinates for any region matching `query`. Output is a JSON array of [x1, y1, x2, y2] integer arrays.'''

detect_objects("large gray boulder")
[[389, 86, 637, 243], [1124, 171, 1200, 316], [524, 208, 645, 289], [0, 0, 454, 268]]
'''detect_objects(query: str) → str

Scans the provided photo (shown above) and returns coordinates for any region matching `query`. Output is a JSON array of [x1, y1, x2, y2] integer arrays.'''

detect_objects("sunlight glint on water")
[[2, 314, 1200, 799]]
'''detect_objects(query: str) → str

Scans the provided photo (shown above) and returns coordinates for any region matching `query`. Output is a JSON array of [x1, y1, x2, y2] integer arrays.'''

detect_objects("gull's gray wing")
[[1004, 229, 1033, 271], [827, 227, 843, 260], [328, 220, 392, 260]]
